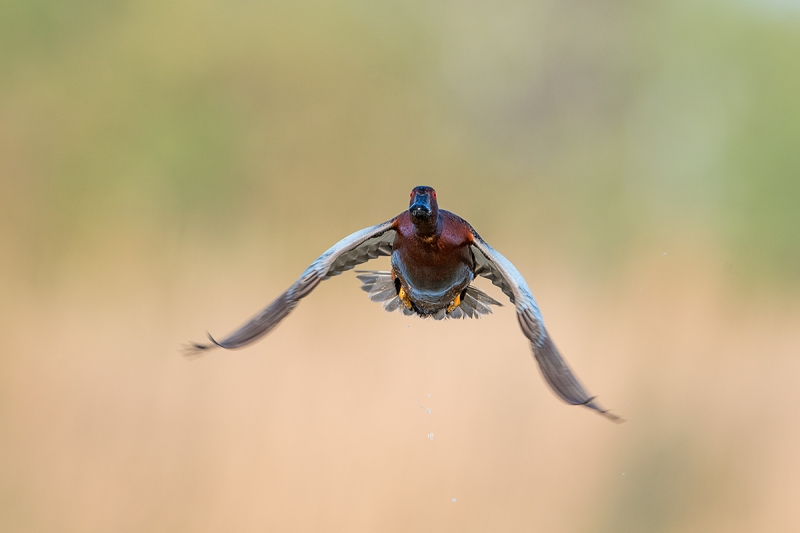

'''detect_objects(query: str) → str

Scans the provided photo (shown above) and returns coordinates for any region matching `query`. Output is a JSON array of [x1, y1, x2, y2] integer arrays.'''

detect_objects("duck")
[[187, 186, 621, 422]]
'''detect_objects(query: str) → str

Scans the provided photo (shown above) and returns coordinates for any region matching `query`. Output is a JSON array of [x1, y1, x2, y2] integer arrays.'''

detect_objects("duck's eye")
[[432, 191, 437, 199]]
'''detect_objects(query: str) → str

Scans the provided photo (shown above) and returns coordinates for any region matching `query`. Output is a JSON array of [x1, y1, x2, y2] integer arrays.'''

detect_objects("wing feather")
[[470, 231, 621, 422], [185, 219, 397, 354]]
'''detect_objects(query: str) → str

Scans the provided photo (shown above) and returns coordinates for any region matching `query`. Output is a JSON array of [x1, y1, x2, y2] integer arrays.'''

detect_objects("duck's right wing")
[[185, 218, 397, 354], [469, 230, 622, 422]]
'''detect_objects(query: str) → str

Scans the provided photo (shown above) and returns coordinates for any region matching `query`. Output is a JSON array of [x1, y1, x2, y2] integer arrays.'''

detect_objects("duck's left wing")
[[185, 219, 397, 354], [469, 230, 621, 422]]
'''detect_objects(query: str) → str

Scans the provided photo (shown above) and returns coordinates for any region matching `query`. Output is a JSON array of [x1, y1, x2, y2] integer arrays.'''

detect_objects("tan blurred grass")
[[1, 237, 799, 532]]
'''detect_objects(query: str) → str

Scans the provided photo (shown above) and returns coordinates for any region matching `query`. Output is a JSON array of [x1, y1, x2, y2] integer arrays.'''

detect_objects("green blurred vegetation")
[[1, 0, 798, 287]]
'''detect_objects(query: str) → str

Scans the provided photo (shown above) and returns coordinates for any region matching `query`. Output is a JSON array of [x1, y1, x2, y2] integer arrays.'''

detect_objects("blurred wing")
[[470, 232, 621, 422], [185, 219, 397, 354]]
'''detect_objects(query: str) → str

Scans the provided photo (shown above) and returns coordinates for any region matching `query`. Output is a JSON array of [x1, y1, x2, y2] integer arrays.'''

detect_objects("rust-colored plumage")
[[391, 210, 475, 314]]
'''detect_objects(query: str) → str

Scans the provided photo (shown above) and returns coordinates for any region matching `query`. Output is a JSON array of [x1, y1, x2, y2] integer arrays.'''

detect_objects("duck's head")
[[408, 186, 439, 233]]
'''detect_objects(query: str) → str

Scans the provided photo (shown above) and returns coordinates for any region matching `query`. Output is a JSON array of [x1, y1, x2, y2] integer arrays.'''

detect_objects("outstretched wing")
[[470, 231, 621, 422], [186, 219, 397, 354]]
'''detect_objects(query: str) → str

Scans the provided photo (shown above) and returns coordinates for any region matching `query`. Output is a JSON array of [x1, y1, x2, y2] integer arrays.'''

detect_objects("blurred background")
[[1, 0, 799, 531]]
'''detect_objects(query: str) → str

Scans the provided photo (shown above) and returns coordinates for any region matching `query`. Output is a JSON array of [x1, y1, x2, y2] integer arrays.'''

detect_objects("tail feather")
[[354, 271, 502, 319]]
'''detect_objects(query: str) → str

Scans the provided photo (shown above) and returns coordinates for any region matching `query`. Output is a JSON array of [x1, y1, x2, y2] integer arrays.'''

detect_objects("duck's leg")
[[398, 286, 414, 310], [446, 293, 462, 313]]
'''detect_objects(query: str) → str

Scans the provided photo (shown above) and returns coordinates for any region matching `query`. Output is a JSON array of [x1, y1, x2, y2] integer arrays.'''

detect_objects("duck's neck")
[[412, 216, 440, 241]]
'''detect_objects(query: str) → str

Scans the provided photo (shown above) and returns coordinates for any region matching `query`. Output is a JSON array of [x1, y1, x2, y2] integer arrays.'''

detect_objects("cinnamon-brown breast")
[[391, 210, 475, 312]]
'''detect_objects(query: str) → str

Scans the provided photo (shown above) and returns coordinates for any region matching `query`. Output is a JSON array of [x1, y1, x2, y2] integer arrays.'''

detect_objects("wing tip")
[[582, 396, 625, 423], [180, 332, 222, 358]]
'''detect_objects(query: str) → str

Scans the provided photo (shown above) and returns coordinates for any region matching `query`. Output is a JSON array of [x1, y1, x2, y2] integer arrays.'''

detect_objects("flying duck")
[[187, 186, 620, 422]]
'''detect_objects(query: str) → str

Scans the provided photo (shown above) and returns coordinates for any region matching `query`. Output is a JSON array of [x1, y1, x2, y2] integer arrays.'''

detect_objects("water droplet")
[[663, 252, 667, 256], [622, 472, 626, 476], [451, 498, 457, 503], [427, 393, 431, 397], [428, 433, 434, 440], [427, 408, 431, 414]]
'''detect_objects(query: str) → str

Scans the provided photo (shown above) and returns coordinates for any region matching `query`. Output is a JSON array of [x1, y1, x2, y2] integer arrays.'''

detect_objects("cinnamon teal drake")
[[187, 186, 621, 422]]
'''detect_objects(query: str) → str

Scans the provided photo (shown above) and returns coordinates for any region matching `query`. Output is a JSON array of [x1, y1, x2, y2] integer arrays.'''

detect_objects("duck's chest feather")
[[391, 211, 474, 307]]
